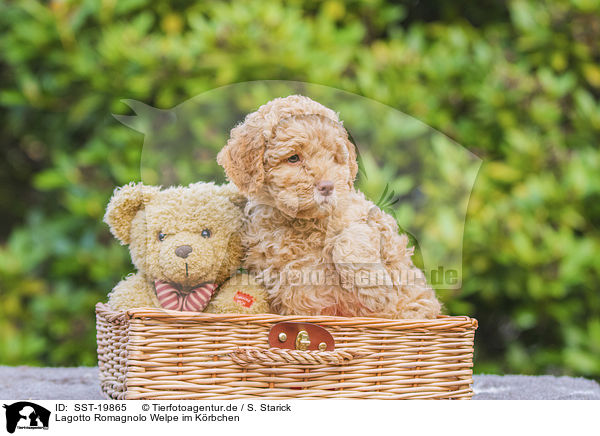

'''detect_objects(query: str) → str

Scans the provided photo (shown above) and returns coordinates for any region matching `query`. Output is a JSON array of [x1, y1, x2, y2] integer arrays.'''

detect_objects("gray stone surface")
[[473, 374, 600, 400], [1, 366, 599, 400], [0, 366, 103, 400]]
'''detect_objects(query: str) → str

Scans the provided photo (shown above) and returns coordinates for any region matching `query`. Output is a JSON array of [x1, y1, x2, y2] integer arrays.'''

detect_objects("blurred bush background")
[[0, 0, 599, 378]]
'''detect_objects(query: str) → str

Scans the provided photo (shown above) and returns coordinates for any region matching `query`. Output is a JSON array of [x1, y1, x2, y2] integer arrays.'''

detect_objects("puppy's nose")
[[175, 245, 193, 259], [316, 180, 334, 196]]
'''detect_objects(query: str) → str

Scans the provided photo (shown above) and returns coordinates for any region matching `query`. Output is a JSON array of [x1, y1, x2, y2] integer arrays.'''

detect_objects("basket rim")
[[96, 302, 478, 330]]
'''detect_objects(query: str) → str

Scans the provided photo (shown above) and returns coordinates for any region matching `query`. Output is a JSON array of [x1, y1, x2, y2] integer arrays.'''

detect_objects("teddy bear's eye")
[[201, 229, 211, 238], [287, 154, 300, 164], [158, 232, 166, 241]]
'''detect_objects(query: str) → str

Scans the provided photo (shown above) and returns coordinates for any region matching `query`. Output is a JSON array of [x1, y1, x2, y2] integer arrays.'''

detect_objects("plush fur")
[[103, 181, 268, 313], [218, 95, 441, 319], [205, 272, 271, 314]]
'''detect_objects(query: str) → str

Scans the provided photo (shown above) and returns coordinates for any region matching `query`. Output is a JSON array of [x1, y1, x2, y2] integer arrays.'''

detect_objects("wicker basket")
[[96, 303, 477, 400]]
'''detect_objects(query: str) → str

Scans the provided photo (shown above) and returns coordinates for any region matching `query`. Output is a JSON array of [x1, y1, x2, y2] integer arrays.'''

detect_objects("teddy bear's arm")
[[107, 273, 159, 311], [204, 272, 271, 314]]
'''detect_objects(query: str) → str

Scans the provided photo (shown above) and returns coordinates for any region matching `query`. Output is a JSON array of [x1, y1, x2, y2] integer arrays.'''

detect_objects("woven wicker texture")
[[96, 308, 129, 399], [96, 303, 477, 399]]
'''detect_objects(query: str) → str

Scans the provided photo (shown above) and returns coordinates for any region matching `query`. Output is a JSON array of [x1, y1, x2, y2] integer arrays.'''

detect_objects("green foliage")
[[1, 0, 599, 378]]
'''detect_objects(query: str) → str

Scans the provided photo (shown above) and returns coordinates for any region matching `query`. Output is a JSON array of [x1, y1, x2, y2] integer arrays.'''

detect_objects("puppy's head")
[[218, 95, 358, 218]]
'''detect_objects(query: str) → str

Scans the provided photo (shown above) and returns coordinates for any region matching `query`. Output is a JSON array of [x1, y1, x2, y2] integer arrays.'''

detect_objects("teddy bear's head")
[[104, 182, 246, 289]]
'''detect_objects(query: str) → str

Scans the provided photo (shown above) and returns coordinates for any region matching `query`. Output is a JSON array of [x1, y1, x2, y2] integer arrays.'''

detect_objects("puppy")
[[217, 95, 441, 319]]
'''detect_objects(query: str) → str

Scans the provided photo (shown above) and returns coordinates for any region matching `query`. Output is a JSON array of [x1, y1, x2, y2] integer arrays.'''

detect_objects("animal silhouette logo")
[[3, 402, 50, 433]]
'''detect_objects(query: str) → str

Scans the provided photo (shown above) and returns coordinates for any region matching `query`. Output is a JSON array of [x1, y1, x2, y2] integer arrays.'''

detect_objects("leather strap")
[[268, 322, 335, 351]]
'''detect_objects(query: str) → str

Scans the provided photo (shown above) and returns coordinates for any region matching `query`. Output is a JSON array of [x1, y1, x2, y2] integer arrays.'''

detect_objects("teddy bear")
[[103, 181, 270, 314]]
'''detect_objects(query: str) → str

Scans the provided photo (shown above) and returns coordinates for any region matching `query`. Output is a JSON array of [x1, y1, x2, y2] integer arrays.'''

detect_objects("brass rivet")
[[318, 342, 327, 351], [278, 332, 287, 342]]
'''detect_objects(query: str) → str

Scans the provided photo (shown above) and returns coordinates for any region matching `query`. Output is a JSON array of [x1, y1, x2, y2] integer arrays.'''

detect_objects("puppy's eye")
[[158, 232, 166, 241], [287, 154, 300, 164], [201, 229, 211, 238]]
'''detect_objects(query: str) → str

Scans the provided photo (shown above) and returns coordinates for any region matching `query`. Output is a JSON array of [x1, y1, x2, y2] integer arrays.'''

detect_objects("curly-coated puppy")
[[217, 95, 441, 319]]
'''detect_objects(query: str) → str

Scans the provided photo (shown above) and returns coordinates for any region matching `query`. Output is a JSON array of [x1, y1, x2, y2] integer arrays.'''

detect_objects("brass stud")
[[318, 342, 327, 351], [278, 332, 287, 342]]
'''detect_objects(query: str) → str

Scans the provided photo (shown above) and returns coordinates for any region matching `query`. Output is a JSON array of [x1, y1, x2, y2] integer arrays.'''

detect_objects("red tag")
[[233, 291, 255, 308]]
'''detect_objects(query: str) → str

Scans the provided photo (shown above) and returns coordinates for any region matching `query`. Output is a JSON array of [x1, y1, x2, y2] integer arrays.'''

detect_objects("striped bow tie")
[[155, 280, 218, 312]]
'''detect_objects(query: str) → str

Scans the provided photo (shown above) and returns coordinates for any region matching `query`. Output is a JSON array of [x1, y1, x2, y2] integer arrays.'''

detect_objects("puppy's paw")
[[356, 287, 397, 314], [331, 223, 382, 265], [396, 285, 442, 319]]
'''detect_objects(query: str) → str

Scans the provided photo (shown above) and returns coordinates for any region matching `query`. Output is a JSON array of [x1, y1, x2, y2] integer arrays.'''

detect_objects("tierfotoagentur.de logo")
[[2, 402, 50, 434]]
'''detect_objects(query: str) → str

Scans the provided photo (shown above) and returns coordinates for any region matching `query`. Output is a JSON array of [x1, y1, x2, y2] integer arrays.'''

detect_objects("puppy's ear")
[[218, 183, 248, 210], [217, 115, 266, 195], [345, 138, 359, 186], [104, 182, 159, 245]]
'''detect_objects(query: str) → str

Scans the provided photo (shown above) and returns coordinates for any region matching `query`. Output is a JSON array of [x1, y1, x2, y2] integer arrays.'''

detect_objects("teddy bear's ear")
[[217, 112, 267, 196], [218, 183, 248, 210], [104, 182, 160, 245]]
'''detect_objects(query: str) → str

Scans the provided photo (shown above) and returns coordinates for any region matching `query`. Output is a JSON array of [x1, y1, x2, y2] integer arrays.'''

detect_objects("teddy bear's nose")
[[175, 245, 193, 259]]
